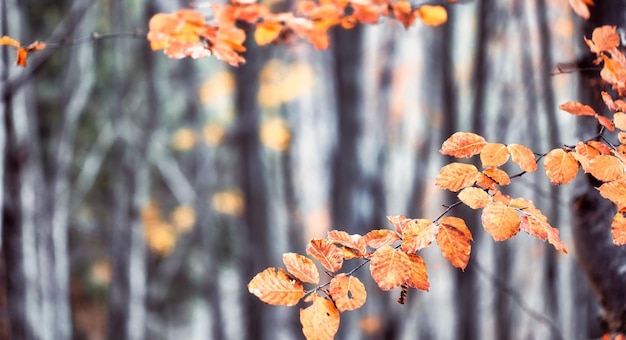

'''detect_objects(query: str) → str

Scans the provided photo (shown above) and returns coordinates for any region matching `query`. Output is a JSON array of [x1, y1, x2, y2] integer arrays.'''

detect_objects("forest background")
[[1, 0, 623, 339]]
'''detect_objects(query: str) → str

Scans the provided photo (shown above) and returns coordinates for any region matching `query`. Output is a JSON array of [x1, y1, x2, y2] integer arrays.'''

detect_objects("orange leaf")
[[596, 114, 615, 132], [407, 253, 429, 291], [611, 213, 626, 245], [520, 209, 567, 253], [255, 21, 283, 46], [437, 217, 472, 270], [481, 202, 520, 241], [569, 0, 591, 20], [306, 239, 343, 272], [598, 180, 626, 211], [16, 48, 28, 67], [588, 155, 625, 182], [300, 294, 340, 340], [615, 112, 626, 130], [482, 167, 511, 186], [601, 55, 626, 87], [329, 274, 367, 311], [480, 143, 510, 168], [369, 245, 411, 290], [507, 144, 537, 172], [392, 0, 416, 29], [475, 172, 497, 190], [458, 187, 492, 209], [587, 141, 612, 155], [543, 148, 579, 185], [387, 214, 410, 234], [282, 253, 320, 284], [363, 229, 400, 249], [248, 267, 305, 306], [0, 35, 20, 47], [435, 163, 479, 192], [585, 25, 618, 54], [416, 5, 447, 26], [559, 101, 596, 116], [492, 190, 512, 205], [327, 230, 367, 255], [602, 91, 617, 111], [401, 218, 440, 253], [440, 132, 487, 158]]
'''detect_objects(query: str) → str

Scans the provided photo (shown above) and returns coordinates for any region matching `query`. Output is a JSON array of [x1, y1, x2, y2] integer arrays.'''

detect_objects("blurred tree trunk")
[[572, 0, 626, 334]]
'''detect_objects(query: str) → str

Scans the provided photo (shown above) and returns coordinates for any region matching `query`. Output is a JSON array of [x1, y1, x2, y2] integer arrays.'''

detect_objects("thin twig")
[[473, 261, 564, 340]]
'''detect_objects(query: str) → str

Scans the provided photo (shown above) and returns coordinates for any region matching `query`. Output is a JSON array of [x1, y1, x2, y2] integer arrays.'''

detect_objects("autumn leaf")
[[401, 219, 440, 253], [480, 143, 510, 168], [369, 245, 411, 290], [329, 274, 367, 311], [300, 294, 340, 340], [440, 132, 487, 158], [435, 163, 479, 192], [0, 35, 20, 47], [436, 217, 472, 270], [615, 112, 626, 131], [255, 21, 283, 46], [458, 187, 492, 209], [596, 114, 615, 132], [520, 210, 567, 253], [392, 0, 417, 29], [588, 155, 625, 182], [248, 267, 305, 306], [0, 36, 45, 67], [588, 141, 612, 155], [363, 229, 400, 249], [481, 202, 520, 241], [544, 148, 579, 185], [598, 180, 626, 211], [482, 167, 511, 186], [507, 144, 537, 172], [475, 172, 498, 191], [559, 101, 597, 116], [416, 5, 447, 26], [602, 91, 617, 111], [387, 214, 411, 234], [282, 253, 320, 284], [585, 25, 618, 54], [407, 254, 429, 291], [611, 213, 626, 245], [306, 239, 343, 272], [327, 230, 367, 255]]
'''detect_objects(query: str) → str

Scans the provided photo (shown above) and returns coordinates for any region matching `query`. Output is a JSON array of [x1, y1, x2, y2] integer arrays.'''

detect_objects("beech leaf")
[[248, 267, 305, 306], [435, 163, 479, 192], [440, 132, 487, 158], [306, 239, 343, 272], [369, 245, 411, 290], [282, 253, 320, 284], [300, 294, 340, 340], [329, 274, 367, 312], [407, 253, 429, 291], [544, 148, 579, 185], [481, 202, 520, 241], [436, 217, 472, 270]]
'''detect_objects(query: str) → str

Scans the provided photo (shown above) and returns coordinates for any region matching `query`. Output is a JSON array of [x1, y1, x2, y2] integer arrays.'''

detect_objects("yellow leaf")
[[329, 274, 367, 311], [416, 5, 447, 26], [248, 267, 305, 306], [255, 21, 283, 46]]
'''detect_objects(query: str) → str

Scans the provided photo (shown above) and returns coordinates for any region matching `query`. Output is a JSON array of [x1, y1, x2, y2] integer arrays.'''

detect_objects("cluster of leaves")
[[0, 36, 45, 67], [247, 214, 459, 339], [146, 0, 449, 66]]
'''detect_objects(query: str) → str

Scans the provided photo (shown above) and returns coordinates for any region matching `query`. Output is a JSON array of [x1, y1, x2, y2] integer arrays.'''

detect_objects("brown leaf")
[[363, 229, 400, 249], [520, 209, 567, 253], [248, 267, 305, 306], [559, 101, 597, 116], [387, 214, 411, 234], [482, 167, 511, 186], [585, 25, 618, 54], [327, 230, 367, 255]]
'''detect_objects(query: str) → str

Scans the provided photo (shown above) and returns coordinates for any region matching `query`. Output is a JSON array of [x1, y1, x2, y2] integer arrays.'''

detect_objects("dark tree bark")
[[572, 0, 626, 334]]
